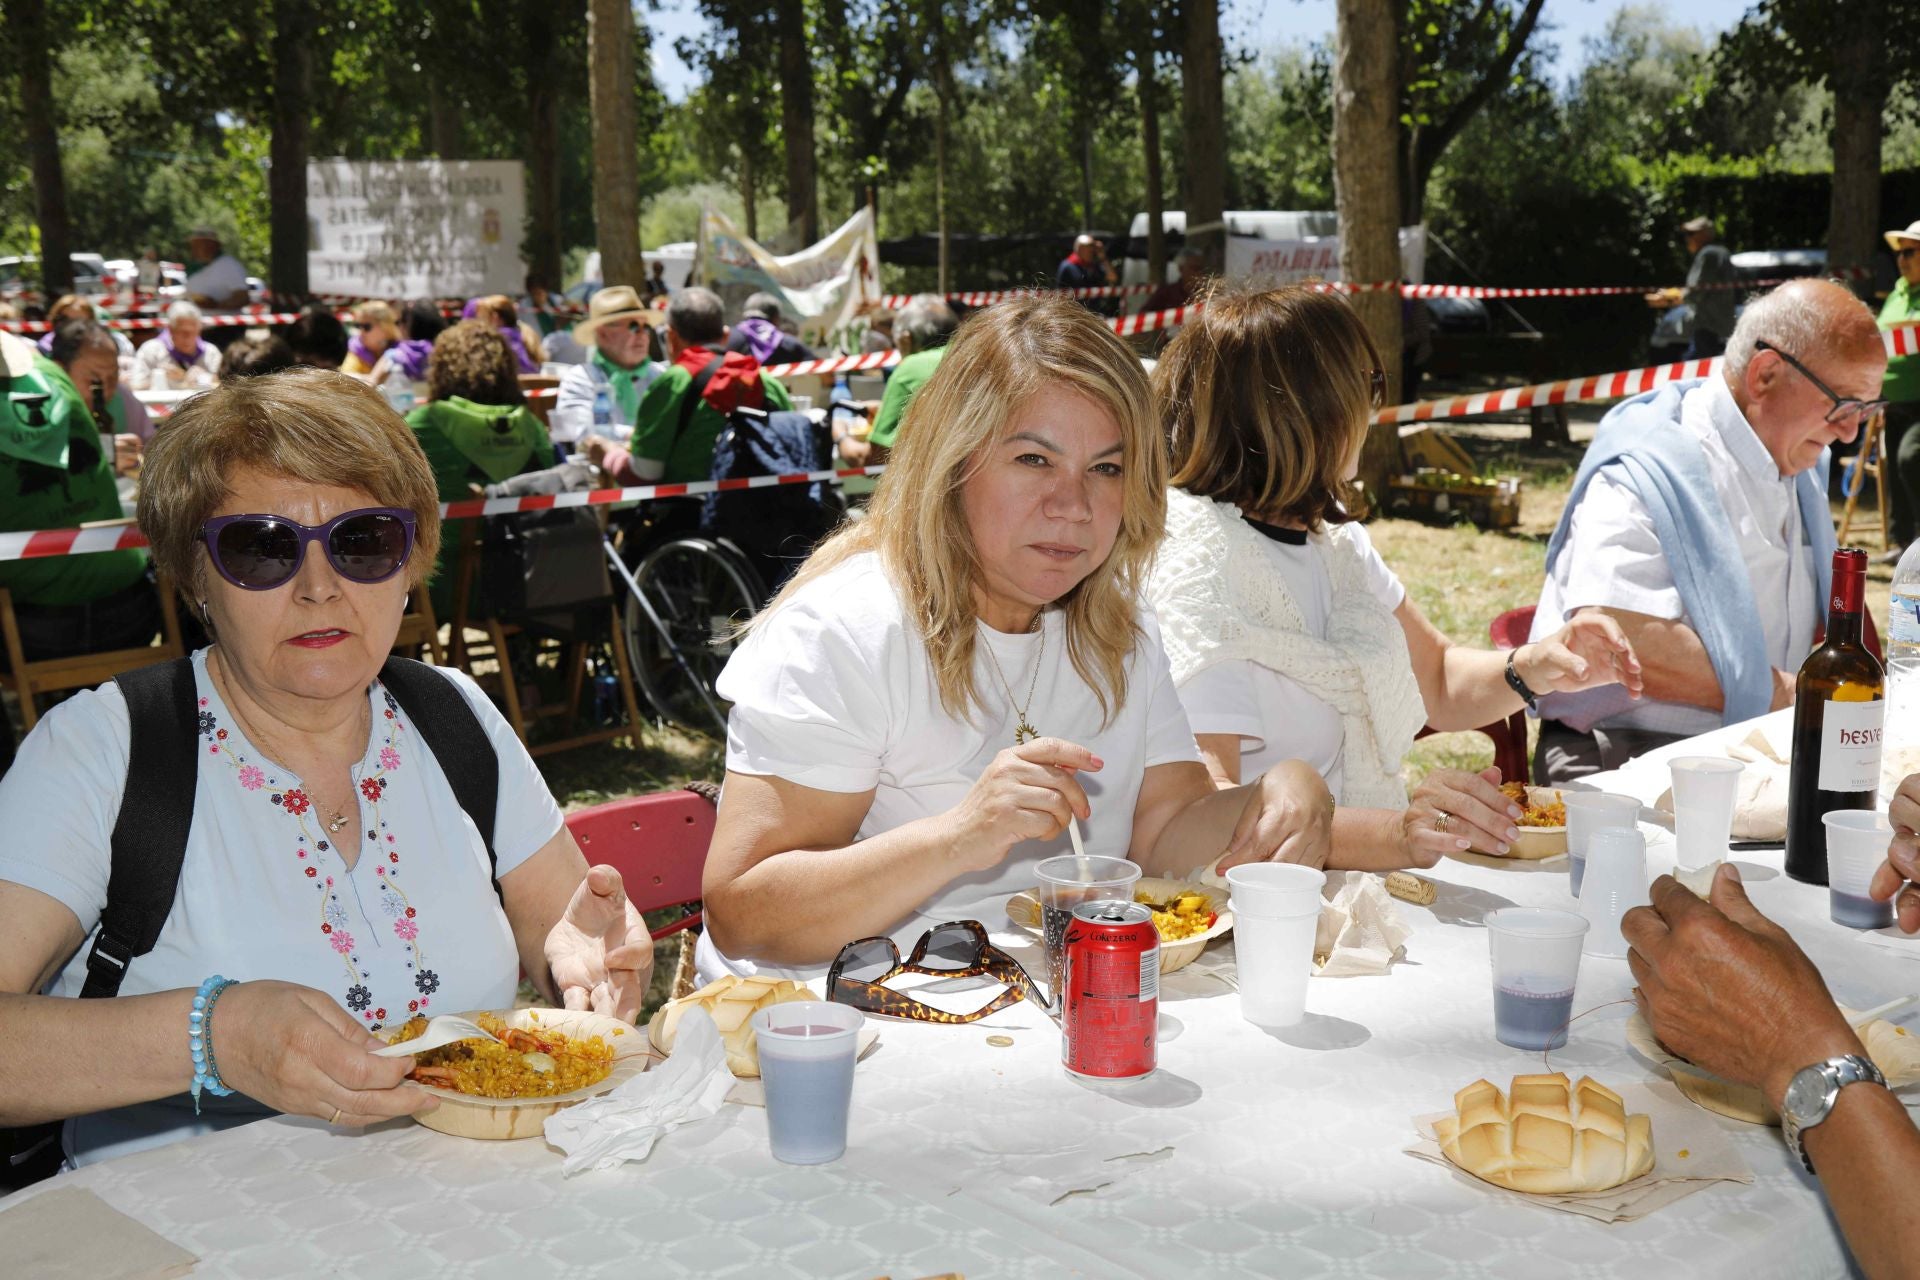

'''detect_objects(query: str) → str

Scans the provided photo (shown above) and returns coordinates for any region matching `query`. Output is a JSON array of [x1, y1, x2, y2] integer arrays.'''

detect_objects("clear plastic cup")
[[1670, 757, 1744, 890], [1227, 864, 1326, 1028], [1577, 827, 1649, 959], [1035, 856, 1142, 996], [753, 1001, 864, 1165], [1563, 792, 1642, 899], [1823, 810, 1895, 930], [1486, 908, 1589, 1051]]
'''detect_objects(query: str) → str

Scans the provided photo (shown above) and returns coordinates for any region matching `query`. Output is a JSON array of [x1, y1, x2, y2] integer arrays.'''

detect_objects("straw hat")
[[1885, 220, 1920, 252], [571, 285, 663, 343], [187, 225, 221, 244], [1681, 216, 1714, 234]]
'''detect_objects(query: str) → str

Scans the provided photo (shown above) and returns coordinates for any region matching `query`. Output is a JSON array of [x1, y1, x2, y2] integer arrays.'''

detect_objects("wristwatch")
[[1780, 1053, 1886, 1174], [1504, 650, 1539, 713]]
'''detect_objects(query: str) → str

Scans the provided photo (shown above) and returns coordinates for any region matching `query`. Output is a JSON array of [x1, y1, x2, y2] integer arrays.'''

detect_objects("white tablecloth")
[[1, 713, 1903, 1278]]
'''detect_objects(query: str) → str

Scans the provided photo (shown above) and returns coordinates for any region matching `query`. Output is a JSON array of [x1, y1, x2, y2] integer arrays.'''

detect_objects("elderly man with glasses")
[[1878, 220, 1920, 561], [1530, 279, 1888, 782], [549, 286, 665, 446]]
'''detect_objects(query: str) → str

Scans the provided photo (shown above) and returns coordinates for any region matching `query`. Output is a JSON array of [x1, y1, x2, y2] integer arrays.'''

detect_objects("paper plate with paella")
[[1005, 877, 1232, 973], [384, 1008, 649, 1140]]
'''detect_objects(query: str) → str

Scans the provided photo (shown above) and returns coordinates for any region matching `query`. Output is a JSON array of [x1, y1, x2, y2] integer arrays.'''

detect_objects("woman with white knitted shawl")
[[1146, 287, 1645, 866]]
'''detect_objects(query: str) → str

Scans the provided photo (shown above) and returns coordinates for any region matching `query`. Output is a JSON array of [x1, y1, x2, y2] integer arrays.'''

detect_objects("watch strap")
[[1783, 1053, 1886, 1175], [1504, 650, 1539, 713]]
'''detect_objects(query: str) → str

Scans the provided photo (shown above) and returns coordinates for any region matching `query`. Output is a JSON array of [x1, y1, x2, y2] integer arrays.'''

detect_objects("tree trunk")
[[1180, 0, 1226, 272], [588, 0, 643, 289], [1137, 35, 1166, 290], [523, 3, 563, 290], [428, 83, 461, 159], [1080, 118, 1095, 232], [934, 46, 952, 294], [11, 0, 72, 298], [1827, 1, 1886, 293], [269, 0, 313, 298], [741, 145, 758, 241], [776, 0, 819, 245], [1333, 0, 1405, 503]]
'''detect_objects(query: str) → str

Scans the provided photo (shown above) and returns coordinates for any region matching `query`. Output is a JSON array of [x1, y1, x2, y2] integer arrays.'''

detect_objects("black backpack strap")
[[378, 657, 504, 906], [82, 658, 200, 999], [670, 355, 726, 458]]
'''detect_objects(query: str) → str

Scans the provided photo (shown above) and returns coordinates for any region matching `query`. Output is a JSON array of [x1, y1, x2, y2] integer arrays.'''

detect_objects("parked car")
[[0, 253, 109, 300]]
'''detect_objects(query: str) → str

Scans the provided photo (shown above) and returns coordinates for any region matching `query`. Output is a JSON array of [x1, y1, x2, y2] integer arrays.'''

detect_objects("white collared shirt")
[[1533, 376, 1817, 736]]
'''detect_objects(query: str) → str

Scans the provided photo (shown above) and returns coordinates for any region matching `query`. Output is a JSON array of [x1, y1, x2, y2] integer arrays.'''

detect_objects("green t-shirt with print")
[[866, 347, 946, 449], [630, 360, 792, 484], [0, 353, 145, 606]]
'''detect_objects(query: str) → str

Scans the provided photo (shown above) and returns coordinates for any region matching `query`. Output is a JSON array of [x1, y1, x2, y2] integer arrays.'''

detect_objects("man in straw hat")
[[550, 285, 665, 445], [181, 226, 250, 311], [1879, 218, 1920, 561]]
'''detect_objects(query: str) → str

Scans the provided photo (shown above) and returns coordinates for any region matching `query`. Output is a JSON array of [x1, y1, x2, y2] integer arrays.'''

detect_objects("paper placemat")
[[1405, 1080, 1753, 1223], [0, 1187, 198, 1279]]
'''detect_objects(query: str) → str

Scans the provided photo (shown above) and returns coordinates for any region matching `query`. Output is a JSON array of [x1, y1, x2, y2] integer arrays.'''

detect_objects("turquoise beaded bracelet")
[[189, 975, 237, 1114]]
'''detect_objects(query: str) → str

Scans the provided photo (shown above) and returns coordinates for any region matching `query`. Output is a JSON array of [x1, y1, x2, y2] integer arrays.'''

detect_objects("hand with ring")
[[1398, 766, 1524, 865]]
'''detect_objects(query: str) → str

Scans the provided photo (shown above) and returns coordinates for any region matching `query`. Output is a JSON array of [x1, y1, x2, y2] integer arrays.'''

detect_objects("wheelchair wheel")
[[622, 537, 765, 731]]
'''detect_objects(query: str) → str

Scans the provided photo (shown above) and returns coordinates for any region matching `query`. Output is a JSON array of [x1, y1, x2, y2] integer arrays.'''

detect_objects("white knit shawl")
[[1145, 488, 1426, 809]]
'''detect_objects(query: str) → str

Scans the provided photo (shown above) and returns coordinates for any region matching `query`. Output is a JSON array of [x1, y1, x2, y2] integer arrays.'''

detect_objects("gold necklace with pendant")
[[981, 611, 1045, 745]]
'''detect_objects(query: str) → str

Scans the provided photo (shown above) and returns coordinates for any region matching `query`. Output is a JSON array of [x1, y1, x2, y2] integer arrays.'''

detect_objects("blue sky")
[[643, 0, 1763, 102]]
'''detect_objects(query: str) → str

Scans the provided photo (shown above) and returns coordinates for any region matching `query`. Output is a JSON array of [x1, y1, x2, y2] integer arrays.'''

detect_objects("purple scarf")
[[390, 338, 434, 381], [733, 316, 784, 365], [35, 332, 53, 355], [348, 335, 379, 369], [163, 329, 207, 371], [497, 325, 537, 374]]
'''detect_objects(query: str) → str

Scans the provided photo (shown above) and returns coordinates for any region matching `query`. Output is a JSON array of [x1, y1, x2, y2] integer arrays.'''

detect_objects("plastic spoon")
[[369, 1014, 503, 1057]]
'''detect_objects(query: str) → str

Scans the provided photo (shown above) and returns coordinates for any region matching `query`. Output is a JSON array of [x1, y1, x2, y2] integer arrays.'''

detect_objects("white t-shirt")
[[1176, 521, 1405, 794], [1532, 376, 1817, 736], [0, 649, 564, 1166], [702, 552, 1201, 982], [181, 254, 249, 307]]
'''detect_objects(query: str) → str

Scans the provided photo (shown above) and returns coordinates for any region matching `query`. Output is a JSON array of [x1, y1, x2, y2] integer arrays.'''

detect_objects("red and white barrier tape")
[[879, 283, 1156, 308], [0, 467, 890, 563]]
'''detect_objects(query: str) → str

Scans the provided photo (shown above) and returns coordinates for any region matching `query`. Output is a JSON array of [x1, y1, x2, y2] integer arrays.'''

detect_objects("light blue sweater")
[[1539, 379, 1834, 733]]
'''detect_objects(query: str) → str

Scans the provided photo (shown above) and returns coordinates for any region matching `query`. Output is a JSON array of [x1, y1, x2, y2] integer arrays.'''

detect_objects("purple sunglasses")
[[200, 507, 417, 591]]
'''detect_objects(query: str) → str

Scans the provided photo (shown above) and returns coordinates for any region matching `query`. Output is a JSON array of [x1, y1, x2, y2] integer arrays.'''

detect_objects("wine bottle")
[[1785, 547, 1886, 884]]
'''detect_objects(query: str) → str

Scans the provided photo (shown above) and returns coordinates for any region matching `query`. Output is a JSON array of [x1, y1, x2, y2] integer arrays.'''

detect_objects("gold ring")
[[328, 1106, 343, 1125], [1434, 812, 1452, 834]]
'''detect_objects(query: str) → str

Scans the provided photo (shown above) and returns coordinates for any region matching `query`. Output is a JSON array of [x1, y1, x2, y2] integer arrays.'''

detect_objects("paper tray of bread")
[[1405, 1074, 1752, 1223]]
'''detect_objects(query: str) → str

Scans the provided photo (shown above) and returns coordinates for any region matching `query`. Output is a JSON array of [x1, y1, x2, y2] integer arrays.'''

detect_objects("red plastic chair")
[[564, 787, 715, 941]]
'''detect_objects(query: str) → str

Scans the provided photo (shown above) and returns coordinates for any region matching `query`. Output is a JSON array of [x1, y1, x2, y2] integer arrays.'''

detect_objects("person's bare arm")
[[1577, 606, 1793, 711], [1625, 865, 1920, 1280], [1132, 759, 1333, 874], [1398, 597, 1643, 731], [1193, 733, 1242, 790]]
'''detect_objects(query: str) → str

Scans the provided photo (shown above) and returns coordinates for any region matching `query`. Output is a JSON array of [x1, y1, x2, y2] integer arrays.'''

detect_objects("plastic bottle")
[[382, 364, 415, 415], [1882, 541, 1920, 801], [592, 385, 613, 430]]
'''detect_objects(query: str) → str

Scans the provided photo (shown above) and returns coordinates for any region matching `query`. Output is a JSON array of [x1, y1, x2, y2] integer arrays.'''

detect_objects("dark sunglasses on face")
[[1898, 247, 1919, 259], [1753, 339, 1888, 427], [828, 920, 1048, 1023], [200, 507, 417, 591], [1367, 368, 1388, 409]]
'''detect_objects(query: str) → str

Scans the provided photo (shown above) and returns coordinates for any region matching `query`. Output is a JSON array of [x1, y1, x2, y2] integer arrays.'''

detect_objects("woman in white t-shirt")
[[1145, 286, 1646, 864], [701, 296, 1342, 981]]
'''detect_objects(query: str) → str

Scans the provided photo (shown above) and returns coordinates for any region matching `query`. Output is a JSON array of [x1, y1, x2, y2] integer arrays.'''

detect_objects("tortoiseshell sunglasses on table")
[[827, 920, 1047, 1023]]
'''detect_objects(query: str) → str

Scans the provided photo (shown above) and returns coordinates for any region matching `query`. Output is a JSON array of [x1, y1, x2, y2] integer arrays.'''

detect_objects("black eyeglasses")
[[1367, 368, 1388, 409], [1898, 247, 1919, 259], [827, 920, 1047, 1023], [200, 508, 417, 591], [1752, 340, 1887, 427]]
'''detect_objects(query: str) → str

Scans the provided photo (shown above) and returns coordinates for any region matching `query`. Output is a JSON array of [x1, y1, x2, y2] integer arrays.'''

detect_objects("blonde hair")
[[139, 367, 443, 597], [1155, 283, 1383, 530], [46, 294, 91, 325], [758, 296, 1167, 724], [352, 300, 396, 329]]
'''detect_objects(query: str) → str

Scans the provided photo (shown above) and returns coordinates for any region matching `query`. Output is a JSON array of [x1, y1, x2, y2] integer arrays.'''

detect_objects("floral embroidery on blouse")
[[200, 680, 430, 1034]]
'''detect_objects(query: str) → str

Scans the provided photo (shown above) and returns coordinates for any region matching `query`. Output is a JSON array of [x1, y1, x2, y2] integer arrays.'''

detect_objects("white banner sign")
[[307, 159, 526, 297], [699, 207, 881, 350], [1225, 225, 1427, 286]]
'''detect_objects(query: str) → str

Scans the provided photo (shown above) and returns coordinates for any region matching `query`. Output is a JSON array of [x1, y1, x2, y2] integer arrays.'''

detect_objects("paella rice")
[[388, 1012, 615, 1099]]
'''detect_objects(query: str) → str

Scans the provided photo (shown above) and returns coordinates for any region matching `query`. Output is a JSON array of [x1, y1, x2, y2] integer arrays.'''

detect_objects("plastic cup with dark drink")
[[1823, 809, 1895, 930], [1035, 855, 1141, 999], [753, 1001, 864, 1165], [1486, 908, 1588, 1051]]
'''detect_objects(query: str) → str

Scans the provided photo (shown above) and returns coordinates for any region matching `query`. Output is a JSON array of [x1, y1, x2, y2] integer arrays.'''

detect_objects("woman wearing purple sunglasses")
[[0, 368, 652, 1171]]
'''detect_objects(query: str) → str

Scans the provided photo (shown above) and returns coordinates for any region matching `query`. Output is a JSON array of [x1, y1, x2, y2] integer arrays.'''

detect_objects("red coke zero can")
[[1061, 899, 1159, 1081]]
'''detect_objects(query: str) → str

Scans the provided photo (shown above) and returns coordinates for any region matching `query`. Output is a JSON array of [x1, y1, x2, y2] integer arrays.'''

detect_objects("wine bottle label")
[[1819, 698, 1886, 791]]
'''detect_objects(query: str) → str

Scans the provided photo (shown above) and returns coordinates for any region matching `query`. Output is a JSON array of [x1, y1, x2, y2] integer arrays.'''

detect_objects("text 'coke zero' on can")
[[1061, 899, 1159, 1081]]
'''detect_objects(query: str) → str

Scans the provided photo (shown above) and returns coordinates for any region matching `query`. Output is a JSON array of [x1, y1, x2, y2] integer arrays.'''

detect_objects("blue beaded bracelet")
[[189, 975, 237, 1114]]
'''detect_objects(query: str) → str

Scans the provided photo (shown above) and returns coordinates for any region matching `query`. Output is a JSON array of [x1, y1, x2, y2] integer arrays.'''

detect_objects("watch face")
[[1784, 1066, 1830, 1122]]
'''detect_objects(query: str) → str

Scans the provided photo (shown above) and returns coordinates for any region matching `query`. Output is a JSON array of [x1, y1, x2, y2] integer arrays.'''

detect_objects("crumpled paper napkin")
[[543, 1005, 734, 1176], [1313, 870, 1411, 976], [1654, 724, 1785, 841], [1405, 1080, 1752, 1223]]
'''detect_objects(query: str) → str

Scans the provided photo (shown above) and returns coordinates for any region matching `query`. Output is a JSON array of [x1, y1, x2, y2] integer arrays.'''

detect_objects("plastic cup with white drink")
[[1562, 791, 1642, 899], [1669, 756, 1744, 895], [1823, 809, 1896, 930], [1577, 826, 1649, 959], [1225, 862, 1325, 1028], [753, 1001, 865, 1165], [1035, 855, 1141, 998], [1486, 907, 1588, 1051]]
